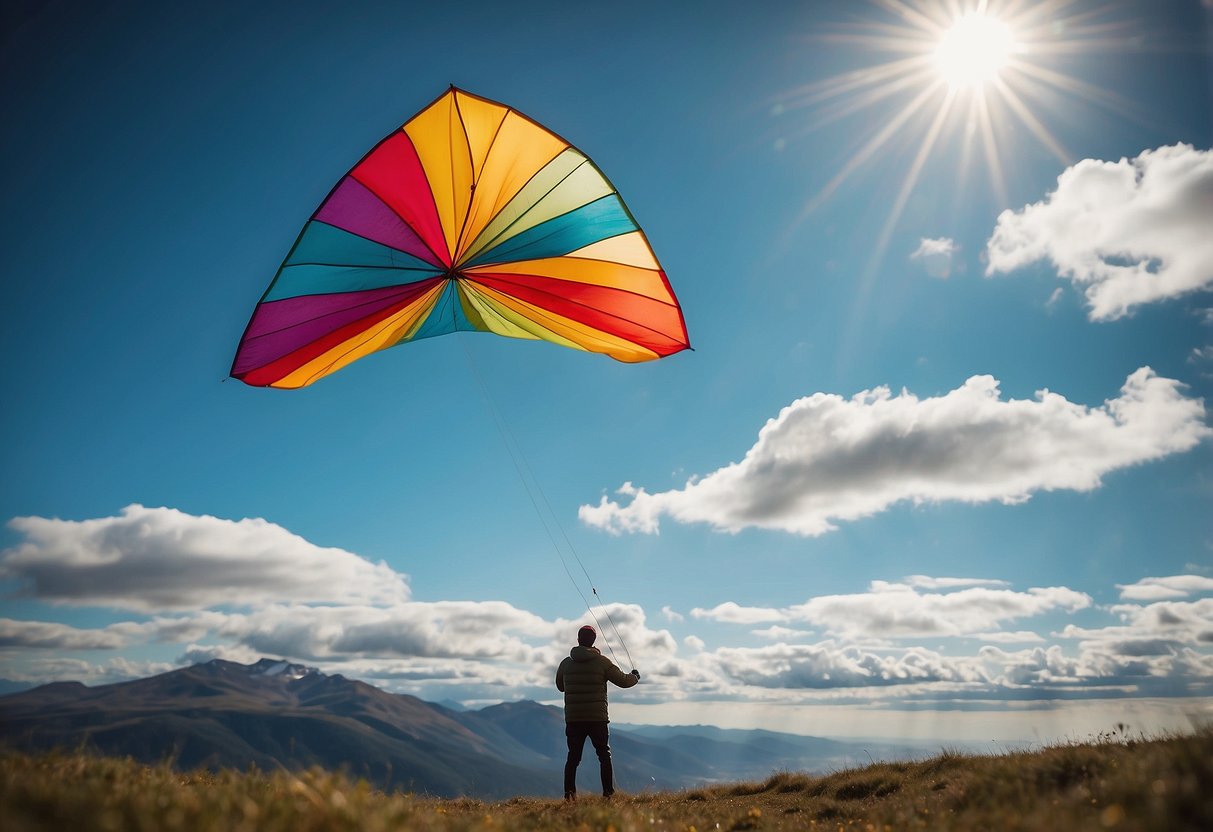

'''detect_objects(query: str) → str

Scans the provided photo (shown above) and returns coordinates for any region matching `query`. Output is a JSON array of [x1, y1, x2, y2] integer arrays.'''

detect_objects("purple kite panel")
[[233, 281, 439, 374], [315, 176, 441, 266]]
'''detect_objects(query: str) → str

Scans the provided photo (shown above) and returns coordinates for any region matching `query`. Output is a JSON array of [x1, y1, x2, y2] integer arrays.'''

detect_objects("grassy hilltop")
[[3, 729, 1210, 831]]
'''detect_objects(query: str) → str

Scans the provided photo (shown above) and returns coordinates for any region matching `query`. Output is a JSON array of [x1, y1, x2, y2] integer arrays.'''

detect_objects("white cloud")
[[903, 575, 1010, 590], [910, 237, 959, 278], [1059, 597, 1213, 656], [5, 573, 1211, 706], [713, 641, 987, 689], [0, 619, 131, 650], [971, 631, 1046, 644], [197, 601, 554, 663], [661, 605, 684, 623], [986, 144, 1213, 320], [751, 625, 815, 640], [1109, 598, 1213, 643], [787, 583, 1091, 640], [157, 600, 676, 682], [1, 656, 175, 686], [978, 644, 1084, 686], [1045, 287, 1065, 311], [666, 579, 1088, 643], [691, 601, 784, 624], [1190, 346, 1213, 378], [1117, 575, 1213, 601], [579, 368, 1210, 537], [1, 504, 410, 612], [981, 642, 1213, 694]]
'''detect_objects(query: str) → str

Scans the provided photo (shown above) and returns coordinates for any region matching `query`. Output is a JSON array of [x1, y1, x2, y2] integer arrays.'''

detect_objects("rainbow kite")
[[231, 87, 689, 388]]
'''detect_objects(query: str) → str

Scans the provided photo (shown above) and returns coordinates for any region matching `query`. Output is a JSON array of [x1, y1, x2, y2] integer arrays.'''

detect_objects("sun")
[[782, 0, 1134, 246], [933, 12, 1015, 89], [774, 0, 1136, 357]]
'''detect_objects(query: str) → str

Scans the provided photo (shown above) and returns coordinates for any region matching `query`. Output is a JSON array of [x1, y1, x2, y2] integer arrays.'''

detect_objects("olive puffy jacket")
[[555, 645, 637, 722]]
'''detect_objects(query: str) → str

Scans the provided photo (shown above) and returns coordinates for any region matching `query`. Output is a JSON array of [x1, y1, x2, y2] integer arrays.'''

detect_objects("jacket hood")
[[570, 645, 601, 662]]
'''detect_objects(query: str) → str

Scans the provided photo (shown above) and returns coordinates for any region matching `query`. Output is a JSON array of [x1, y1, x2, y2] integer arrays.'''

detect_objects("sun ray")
[[796, 66, 935, 136], [797, 79, 946, 221], [783, 56, 932, 109], [779, 0, 1143, 279], [1006, 59, 1148, 124], [991, 75, 1070, 162], [816, 31, 939, 54], [870, 87, 959, 269], [830, 81, 958, 379], [974, 90, 1008, 206], [873, 0, 950, 35]]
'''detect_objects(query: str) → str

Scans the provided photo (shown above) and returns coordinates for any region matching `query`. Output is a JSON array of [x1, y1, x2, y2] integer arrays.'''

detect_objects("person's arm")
[[605, 659, 639, 688], [555, 659, 566, 692]]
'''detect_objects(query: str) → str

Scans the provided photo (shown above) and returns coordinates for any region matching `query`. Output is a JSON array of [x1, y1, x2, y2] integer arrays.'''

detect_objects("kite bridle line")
[[459, 338, 635, 672]]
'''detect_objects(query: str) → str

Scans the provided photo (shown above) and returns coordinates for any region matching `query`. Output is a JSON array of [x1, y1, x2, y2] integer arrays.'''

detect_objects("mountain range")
[[0, 658, 935, 798]]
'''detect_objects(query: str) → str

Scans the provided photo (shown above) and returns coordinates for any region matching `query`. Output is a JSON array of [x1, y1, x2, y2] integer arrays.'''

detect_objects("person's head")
[[577, 625, 596, 647]]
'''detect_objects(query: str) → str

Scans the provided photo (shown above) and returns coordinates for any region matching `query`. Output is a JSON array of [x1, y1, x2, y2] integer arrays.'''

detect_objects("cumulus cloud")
[[691, 601, 784, 624], [207, 601, 551, 663], [979, 644, 1085, 686], [673, 579, 1089, 643], [1117, 575, 1213, 601], [1110, 598, 1213, 643], [1057, 596, 1213, 679], [579, 368, 1210, 536], [986, 144, 1213, 319], [163, 600, 674, 680], [971, 631, 1046, 644], [0, 619, 131, 650], [703, 633, 1213, 697], [911, 237, 960, 278], [1, 505, 410, 611], [752, 625, 815, 640], [5, 571, 1211, 705], [903, 575, 1010, 590], [713, 642, 987, 689], [1, 656, 175, 686], [982, 642, 1213, 695], [787, 582, 1091, 640]]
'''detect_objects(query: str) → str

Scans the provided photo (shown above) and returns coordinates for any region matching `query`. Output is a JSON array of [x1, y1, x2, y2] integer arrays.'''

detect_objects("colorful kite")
[[231, 87, 689, 388]]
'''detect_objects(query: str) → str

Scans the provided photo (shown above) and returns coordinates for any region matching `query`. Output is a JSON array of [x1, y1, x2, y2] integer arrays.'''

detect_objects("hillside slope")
[[2, 731, 1209, 831], [0, 659, 552, 797]]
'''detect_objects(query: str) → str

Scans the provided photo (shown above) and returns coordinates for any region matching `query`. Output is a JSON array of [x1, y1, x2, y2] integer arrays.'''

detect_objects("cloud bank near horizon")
[[578, 368, 1209, 537], [2, 506, 1211, 710]]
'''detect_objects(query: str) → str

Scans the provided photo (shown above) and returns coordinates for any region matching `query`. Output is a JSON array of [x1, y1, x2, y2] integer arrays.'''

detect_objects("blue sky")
[[2, 0, 1211, 741]]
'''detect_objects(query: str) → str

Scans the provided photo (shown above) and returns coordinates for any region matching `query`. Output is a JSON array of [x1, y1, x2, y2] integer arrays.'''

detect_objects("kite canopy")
[[231, 87, 689, 388]]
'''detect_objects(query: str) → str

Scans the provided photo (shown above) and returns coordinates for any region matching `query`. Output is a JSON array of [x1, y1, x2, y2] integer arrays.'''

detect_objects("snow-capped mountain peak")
[[248, 658, 317, 680]]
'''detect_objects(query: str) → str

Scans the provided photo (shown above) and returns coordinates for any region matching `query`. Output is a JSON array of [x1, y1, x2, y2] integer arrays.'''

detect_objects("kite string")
[[459, 338, 634, 670]]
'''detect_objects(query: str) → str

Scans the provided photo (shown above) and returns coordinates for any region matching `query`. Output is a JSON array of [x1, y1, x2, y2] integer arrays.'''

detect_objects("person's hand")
[[631, 669, 641, 681]]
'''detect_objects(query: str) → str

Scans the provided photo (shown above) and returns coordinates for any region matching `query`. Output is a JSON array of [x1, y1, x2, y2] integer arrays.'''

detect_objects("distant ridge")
[[0, 659, 929, 797]]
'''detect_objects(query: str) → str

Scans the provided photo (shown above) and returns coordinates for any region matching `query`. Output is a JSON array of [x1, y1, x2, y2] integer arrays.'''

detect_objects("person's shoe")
[[602, 791, 614, 800], [564, 792, 576, 803]]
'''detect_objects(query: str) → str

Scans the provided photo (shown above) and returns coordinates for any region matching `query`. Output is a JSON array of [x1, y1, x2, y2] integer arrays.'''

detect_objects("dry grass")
[[3, 729, 1210, 831]]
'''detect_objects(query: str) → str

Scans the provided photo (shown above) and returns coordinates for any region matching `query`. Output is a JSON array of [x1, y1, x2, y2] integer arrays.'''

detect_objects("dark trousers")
[[564, 721, 613, 797]]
